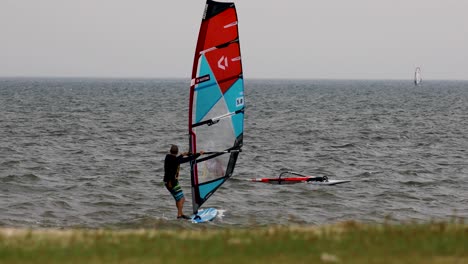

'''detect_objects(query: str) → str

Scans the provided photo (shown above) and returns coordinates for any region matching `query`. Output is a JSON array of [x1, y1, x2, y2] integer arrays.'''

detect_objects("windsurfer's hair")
[[170, 145, 179, 155]]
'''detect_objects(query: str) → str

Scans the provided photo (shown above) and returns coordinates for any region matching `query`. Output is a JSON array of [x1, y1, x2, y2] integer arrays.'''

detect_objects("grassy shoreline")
[[1, 221, 467, 263]]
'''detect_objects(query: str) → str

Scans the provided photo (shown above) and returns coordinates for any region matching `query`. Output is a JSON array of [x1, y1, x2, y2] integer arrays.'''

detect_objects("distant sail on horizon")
[[414, 67, 422, 86], [188, 0, 244, 214]]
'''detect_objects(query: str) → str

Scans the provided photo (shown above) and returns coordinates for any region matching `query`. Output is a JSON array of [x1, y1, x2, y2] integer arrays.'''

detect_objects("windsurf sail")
[[414, 67, 422, 85], [251, 171, 329, 184], [188, 0, 244, 214], [251, 171, 351, 186]]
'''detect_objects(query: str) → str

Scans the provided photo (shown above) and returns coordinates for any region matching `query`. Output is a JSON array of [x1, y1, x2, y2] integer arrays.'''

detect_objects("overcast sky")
[[1, 0, 467, 80]]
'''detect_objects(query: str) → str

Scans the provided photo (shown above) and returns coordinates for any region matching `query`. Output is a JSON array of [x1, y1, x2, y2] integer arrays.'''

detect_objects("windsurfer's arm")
[[178, 151, 204, 163]]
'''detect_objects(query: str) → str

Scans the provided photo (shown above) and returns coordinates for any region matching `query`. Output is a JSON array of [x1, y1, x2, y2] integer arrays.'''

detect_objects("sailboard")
[[251, 171, 350, 186], [188, 0, 244, 223], [414, 67, 422, 86]]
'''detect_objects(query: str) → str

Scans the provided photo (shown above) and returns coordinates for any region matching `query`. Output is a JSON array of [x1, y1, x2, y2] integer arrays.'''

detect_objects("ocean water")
[[1, 78, 467, 228]]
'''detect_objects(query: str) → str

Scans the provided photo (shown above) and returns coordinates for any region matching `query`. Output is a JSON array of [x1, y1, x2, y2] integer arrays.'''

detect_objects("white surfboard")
[[190, 207, 218, 223], [306, 180, 351, 186]]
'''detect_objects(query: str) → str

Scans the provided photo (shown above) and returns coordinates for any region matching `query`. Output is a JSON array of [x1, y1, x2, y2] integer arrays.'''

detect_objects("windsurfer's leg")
[[176, 197, 185, 217], [167, 182, 187, 218]]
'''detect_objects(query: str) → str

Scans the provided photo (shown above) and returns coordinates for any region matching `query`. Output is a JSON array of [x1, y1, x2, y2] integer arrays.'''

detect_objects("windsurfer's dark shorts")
[[165, 181, 184, 202]]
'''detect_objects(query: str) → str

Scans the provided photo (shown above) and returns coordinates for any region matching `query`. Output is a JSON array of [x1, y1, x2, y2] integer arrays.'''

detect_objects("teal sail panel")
[[224, 78, 244, 137], [195, 54, 222, 123], [199, 178, 226, 200]]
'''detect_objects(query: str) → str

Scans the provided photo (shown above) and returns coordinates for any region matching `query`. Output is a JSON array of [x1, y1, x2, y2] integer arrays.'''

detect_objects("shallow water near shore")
[[1, 78, 467, 228]]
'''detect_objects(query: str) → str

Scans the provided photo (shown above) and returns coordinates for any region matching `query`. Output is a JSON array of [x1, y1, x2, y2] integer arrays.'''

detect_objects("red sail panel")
[[205, 43, 242, 94], [202, 8, 238, 51], [191, 2, 241, 94]]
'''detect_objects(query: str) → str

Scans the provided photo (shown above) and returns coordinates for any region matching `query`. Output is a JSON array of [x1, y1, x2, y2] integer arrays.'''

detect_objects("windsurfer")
[[164, 144, 204, 219]]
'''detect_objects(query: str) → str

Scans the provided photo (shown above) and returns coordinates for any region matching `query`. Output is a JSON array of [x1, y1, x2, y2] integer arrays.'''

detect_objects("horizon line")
[[1, 75, 467, 82]]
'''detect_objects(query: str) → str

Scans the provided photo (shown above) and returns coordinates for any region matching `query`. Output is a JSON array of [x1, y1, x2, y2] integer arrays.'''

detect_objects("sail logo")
[[236, 96, 244, 107], [193, 74, 211, 85], [218, 56, 229, 70]]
